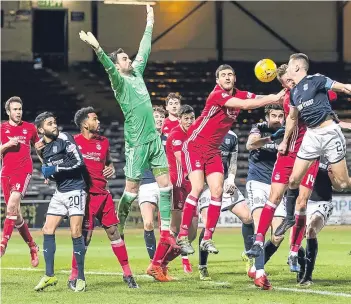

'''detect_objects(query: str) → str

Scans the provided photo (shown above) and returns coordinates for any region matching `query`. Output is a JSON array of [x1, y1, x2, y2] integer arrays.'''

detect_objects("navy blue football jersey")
[[290, 74, 336, 128], [247, 122, 281, 185]]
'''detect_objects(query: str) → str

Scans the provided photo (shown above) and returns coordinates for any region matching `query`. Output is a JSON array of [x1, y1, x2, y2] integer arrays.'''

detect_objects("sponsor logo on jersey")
[[96, 143, 101, 150], [297, 98, 314, 111], [22, 129, 28, 135], [303, 83, 308, 91], [274, 172, 280, 181], [172, 139, 182, 146]]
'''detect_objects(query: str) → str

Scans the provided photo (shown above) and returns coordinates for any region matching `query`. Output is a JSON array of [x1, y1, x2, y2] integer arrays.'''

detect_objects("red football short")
[[182, 142, 224, 178], [271, 152, 319, 190], [83, 192, 119, 230], [1, 173, 31, 204]]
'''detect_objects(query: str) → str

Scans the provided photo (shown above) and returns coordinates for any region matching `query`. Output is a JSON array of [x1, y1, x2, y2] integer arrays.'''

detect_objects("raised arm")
[[79, 31, 123, 91], [132, 5, 154, 74], [330, 82, 351, 95], [224, 90, 284, 110], [278, 106, 298, 154]]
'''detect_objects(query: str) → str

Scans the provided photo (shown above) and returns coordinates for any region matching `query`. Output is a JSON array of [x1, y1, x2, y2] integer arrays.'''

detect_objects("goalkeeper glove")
[[270, 127, 285, 141], [42, 165, 58, 179]]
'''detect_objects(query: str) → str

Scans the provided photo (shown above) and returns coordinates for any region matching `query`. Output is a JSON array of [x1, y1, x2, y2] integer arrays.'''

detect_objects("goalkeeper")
[[79, 5, 173, 282]]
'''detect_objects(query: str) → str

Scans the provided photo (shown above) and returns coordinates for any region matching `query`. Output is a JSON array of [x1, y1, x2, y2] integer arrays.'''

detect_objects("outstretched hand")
[[146, 4, 154, 24], [79, 31, 100, 50]]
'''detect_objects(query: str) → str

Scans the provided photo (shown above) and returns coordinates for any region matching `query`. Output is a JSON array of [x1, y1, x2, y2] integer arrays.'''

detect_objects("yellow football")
[[254, 59, 277, 83]]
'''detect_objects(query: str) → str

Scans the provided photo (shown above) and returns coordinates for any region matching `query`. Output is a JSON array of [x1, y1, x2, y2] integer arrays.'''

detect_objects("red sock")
[[290, 212, 307, 253], [152, 239, 170, 266], [1, 214, 17, 246], [70, 254, 78, 280], [178, 195, 198, 238], [256, 202, 277, 242], [161, 246, 181, 267], [203, 197, 221, 241], [16, 220, 34, 246], [111, 239, 132, 276]]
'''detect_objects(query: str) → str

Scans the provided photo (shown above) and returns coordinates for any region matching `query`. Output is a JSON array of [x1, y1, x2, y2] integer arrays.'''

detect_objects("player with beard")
[[34, 112, 87, 292], [67, 107, 138, 289], [177, 64, 284, 255], [0, 97, 40, 266], [162, 93, 181, 138]]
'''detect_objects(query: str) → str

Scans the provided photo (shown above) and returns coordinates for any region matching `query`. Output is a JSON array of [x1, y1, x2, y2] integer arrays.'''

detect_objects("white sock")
[[290, 251, 298, 257], [256, 269, 265, 279], [249, 265, 256, 273]]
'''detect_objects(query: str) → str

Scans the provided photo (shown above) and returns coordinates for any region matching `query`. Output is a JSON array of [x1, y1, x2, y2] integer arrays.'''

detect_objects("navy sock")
[[305, 238, 318, 280], [144, 230, 156, 260], [255, 248, 265, 271], [199, 228, 209, 266], [73, 236, 86, 280], [264, 240, 279, 264], [43, 234, 56, 277], [242, 223, 255, 251], [286, 188, 299, 219]]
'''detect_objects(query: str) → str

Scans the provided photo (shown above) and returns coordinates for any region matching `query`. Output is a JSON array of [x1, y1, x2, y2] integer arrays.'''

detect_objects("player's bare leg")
[[329, 158, 351, 190], [34, 215, 62, 291], [199, 172, 223, 254], [177, 170, 204, 254], [288, 186, 311, 273], [140, 202, 157, 259], [147, 170, 174, 282], [247, 182, 287, 258], [117, 179, 139, 236]]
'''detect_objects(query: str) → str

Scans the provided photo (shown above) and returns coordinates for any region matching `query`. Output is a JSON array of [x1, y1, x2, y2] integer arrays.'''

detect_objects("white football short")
[[297, 122, 346, 164], [138, 182, 159, 206], [47, 189, 87, 217], [306, 200, 334, 227], [198, 179, 246, 212], [246, 180, 286, 217]]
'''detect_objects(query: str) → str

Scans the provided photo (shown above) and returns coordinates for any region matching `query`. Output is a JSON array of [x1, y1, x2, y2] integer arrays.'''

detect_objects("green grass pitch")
[[1, 226, 351, 304]]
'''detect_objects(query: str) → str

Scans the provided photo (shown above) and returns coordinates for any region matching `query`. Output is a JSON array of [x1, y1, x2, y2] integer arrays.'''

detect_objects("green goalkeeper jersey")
[[96, 24, 157, 147]]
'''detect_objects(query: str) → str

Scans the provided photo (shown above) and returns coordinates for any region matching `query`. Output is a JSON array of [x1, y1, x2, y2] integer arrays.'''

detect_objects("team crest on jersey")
[[53, 146, 58, 153], [22, 129, 27, 135], [96, 143, 101, 150], [195, 160, 201, 168], [274, 172, 280, 181], [303, 83, 308, 91], [222, 92, 229, 98], [225, 138, 230, 144], [172, 140, 182, 146], [5, 130, 10, 133]]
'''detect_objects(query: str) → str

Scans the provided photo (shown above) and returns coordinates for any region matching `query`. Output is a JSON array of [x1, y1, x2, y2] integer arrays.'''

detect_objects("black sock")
[[255, 249, 265, 271], [43, 234, 56, 277], [305, 238, 318, 280], [264, 240, 279, 264], [73, 236, 86, 280], [199, 228, 209, 267], [144, 230, 156, 260], [298, 246, 306, 272], [242, 223, 255, 251], [285, 188, 299, 219]]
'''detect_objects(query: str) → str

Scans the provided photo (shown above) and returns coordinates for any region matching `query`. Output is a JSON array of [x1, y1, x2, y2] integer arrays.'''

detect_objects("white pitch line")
[[274, 287, 351, 298], [0, 267, 152, 279]]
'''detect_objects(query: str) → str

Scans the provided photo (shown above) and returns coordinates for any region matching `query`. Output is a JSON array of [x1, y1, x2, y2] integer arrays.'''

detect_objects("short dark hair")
[[34, 112, 55, 128], [264, 104, 284, 115], [108, 48, 125, 64], [5, 96, 23, 112], [289, 53, 309, 71], [178, 105, 195, 118], [165, 92, 182, 106], [215, 64, 235, 78], [152, 105, 166, 116], [74, 107, 96, 128], [276, 64, 288, 83]]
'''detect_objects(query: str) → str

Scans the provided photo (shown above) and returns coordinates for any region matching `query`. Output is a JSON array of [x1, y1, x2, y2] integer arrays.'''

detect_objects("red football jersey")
[[186, 85, 255, 150], [75, 134, 110, 194], [166, 125, 187, 186], [162, 117, 179, 137], [0, 121, 39, 175]]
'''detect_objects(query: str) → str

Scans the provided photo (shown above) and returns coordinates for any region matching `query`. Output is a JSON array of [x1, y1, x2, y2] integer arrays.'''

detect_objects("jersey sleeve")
[[31, 125, 40, 144], [96, 47, 124, 92], [327, 90, 337, 102], [246, 91, 256, 99], [57, 133, 84, 172], [289, 90, 296, 107], [312, 74, 336, 90], [132, 24, 153, 75], [170, 132, 184, 153]]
